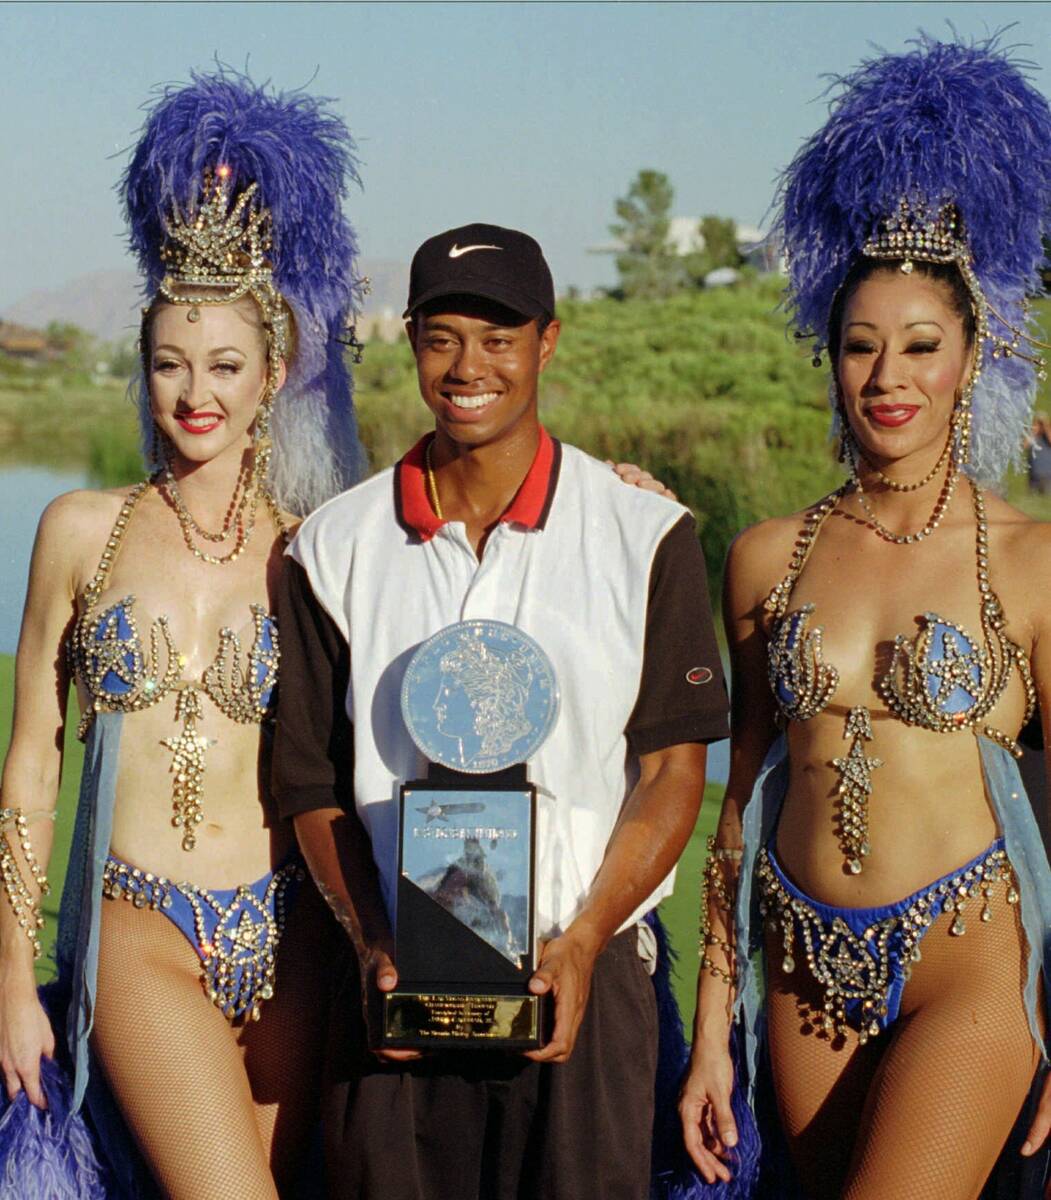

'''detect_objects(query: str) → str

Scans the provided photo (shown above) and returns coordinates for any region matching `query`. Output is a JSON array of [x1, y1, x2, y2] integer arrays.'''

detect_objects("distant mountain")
[[4, 269, 144, 344], [2, 259, 410, 345]]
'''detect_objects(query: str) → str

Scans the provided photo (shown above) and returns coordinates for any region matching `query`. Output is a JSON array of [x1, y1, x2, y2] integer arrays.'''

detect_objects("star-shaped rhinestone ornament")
[[926, 629, 983, 711], [90, 610, 143, 691]]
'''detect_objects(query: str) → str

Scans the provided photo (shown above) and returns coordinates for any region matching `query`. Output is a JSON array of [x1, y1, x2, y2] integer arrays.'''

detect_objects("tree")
[[699, 216, 742, 272], [610, 170, 684, 300], [683, 216, 743, 287]]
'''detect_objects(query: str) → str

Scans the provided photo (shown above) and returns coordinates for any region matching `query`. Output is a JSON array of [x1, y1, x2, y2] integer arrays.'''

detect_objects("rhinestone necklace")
[[163, 466, 284, 565], [846, 437, 960, 546], [167, 459, 252, 543], [862, 429, 953, 493]]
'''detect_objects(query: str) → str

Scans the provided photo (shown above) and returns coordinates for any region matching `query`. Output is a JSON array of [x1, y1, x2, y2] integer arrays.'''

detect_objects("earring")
[[253, 393, 273, 450], [832, 382, 849, 464], [952, 378, 974, 468]]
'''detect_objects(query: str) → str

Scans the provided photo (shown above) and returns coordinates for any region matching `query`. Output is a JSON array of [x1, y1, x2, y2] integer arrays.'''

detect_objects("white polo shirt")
[[274, 430, 727, 939]]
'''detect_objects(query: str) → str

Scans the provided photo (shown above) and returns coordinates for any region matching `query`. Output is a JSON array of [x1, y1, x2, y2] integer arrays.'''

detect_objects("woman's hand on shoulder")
[[679, 1034, 738, 1184], [606, 460, 677, 500], [0, 970, 54, 1109]]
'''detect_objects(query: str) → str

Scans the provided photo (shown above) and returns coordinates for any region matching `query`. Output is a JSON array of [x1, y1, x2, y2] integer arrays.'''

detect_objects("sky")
[[5, 1, 1051, 309]]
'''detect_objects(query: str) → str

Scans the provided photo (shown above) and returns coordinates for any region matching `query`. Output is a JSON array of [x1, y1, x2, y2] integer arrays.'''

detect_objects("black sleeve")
[[625, 512, 729, 755], [272, 557, 355, 818]]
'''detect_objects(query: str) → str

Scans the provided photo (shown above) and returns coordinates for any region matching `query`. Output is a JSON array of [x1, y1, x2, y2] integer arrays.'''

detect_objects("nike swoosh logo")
[[448, 243, 502, 258]]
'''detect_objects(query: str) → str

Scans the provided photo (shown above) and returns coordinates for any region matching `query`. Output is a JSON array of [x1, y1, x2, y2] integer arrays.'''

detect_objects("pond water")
[[0, 464, 731, 783], [0, 465, 89, 656]]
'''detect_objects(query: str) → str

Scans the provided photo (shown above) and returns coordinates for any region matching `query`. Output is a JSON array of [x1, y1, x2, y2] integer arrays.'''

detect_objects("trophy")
[[381, 619, 559, 1050]]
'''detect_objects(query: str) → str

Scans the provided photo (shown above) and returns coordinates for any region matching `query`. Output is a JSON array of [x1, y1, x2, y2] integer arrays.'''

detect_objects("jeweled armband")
[[699, 836, 742, 985], [0, 808, 52, 959]]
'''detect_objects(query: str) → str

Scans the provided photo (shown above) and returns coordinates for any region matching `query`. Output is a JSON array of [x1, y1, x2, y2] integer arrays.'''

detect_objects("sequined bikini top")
[[70, 480, 279, 736], [69, 481, 279, 851], [763, 479, 1035, 756]]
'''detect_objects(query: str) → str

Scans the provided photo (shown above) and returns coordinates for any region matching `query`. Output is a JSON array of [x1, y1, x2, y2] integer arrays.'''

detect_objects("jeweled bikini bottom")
[[757, 838, 1017, 1042], [101, 852, 306, 1021]]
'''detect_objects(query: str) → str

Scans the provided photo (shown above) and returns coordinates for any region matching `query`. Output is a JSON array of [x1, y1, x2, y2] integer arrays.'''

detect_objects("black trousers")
[[322, 928, 658, 1200]]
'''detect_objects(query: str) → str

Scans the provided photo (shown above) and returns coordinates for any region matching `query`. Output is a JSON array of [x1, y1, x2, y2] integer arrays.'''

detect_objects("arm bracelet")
[[0, 808, 51, 959], [698, 834, 741, 985]]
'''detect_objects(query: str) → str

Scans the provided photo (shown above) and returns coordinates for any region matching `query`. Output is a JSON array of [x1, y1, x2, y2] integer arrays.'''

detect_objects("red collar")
[[395, 428, 560, 543]]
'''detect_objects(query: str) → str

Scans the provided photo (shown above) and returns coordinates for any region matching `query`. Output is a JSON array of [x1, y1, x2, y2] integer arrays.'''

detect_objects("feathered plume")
[[121, 66, 367, 513], [775, 31, 1051, 481]]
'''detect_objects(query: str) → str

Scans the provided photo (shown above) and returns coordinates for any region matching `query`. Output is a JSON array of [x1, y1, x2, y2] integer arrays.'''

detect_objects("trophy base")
[[382, 989, 549, 1050]]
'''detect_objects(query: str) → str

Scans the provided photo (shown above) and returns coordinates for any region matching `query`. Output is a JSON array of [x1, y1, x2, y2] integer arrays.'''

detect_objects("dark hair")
[[826, 258, 976, 365]]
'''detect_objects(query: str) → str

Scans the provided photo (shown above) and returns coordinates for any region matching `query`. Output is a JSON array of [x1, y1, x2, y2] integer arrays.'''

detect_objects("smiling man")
[[272, 224, 728, 1200]]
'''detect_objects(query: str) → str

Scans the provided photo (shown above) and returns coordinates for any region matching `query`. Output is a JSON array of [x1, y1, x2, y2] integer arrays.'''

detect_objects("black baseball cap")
[[403, 223, 555, 321]]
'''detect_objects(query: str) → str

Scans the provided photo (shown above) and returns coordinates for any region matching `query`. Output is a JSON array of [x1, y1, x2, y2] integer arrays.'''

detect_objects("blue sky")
[[5, 2, 1051, 307]]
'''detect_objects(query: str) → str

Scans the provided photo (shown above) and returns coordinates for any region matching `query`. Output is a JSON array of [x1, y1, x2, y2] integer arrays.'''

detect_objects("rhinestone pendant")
[[162, 687, 211, 852], [832, 707, 881, 872], [187, 306, 201, 323], [782, 953, 795, 974]]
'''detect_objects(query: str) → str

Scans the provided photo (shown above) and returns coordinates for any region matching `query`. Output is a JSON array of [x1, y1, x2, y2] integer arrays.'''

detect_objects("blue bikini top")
[[69, 482, 279, 741], [763, 481, 1035, 752]]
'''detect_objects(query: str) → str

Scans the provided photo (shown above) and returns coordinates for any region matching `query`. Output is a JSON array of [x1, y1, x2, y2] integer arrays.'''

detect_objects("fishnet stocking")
[[91, 878, 336, 1199], [766, 880, 1041, 1200]]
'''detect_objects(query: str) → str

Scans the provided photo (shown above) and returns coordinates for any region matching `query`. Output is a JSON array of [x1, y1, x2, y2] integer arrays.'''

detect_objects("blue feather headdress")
[[122, 67, 367, 514], [775, 32, 1051, 482]]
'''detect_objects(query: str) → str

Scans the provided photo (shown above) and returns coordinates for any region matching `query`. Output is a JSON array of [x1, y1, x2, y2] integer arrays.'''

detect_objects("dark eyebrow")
[[421, 321, 520, 334], [843, 320, 944, 332], [150, 344, 248, 355]]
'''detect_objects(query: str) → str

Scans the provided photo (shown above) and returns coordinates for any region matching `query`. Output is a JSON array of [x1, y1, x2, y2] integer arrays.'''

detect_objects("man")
[[273, 223, 728, 1200]]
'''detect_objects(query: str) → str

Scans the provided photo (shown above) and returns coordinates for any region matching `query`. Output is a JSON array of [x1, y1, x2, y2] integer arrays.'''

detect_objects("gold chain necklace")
[[846, 438, 959, 545], [424, 439, 444, 520], [167, 459, 253, 543], [164, 469, 260, 564], [864, 429, 953, 493]]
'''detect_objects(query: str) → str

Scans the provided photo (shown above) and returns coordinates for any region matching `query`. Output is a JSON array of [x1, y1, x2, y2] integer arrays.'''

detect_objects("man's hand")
[[523, 928, 602, 1064], [361, 942, 422, 1062], [1020, 1066, 1051, 1182]]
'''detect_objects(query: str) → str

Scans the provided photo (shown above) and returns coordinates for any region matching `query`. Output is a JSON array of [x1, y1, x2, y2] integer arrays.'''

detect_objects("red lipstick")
[[866, 404, 919, 428], [175, 413, 223, 435]]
